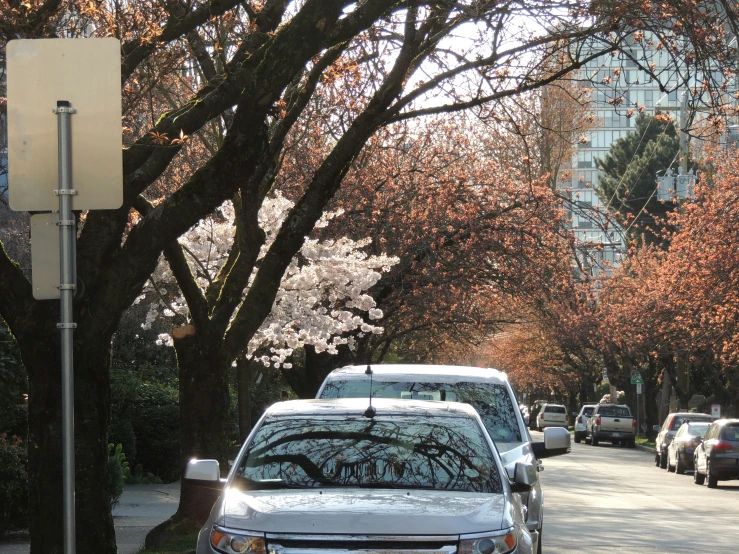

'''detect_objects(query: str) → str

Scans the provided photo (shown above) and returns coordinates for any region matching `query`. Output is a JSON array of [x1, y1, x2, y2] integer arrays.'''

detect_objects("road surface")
[[535, 431, 739, 553]]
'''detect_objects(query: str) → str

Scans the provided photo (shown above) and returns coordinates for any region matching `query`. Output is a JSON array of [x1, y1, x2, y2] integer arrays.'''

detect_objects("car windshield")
[[544, 406, 566, 413], [721, 424, 739, 441], [671, 415, 711, 430], [598, 406, 630, 417], [319, 380, 521, 443], [687, 423, 711, 437], [233, 415, 502, 493]]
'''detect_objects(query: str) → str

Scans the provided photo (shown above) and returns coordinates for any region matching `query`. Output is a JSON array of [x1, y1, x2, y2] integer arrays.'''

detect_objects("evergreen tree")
[[595, 113, 681, 243]]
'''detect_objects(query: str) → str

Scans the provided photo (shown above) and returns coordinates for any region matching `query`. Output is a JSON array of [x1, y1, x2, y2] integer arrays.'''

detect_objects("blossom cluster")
[[139, 193, 398, 366]]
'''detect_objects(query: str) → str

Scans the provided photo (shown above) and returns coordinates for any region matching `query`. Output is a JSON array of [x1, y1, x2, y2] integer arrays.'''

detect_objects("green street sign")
[[631, 373, 644, 384]]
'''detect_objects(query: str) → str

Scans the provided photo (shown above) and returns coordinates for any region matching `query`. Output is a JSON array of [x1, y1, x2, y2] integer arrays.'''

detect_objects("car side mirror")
[[652, 425, 661, 433], [184, 459, 221, 482], [532, 427, 571, 459], [510, 462, 536, 492]]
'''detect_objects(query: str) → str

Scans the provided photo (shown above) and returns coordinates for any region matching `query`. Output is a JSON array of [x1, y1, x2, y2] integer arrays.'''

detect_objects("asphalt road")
[[534, 431, 739, 553]]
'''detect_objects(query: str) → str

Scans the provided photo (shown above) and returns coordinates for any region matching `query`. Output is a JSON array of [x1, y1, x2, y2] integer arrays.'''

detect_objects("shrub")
[[107, 443, 130, 510], [0, 433, 28, 523]]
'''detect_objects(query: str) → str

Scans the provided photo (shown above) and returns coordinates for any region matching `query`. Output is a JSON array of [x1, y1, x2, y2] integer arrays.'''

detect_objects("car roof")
[[265, 398, 481, 419], [711, 418, 739, 426], [325, 364, 509, 384], [669, 412, 712, 419]]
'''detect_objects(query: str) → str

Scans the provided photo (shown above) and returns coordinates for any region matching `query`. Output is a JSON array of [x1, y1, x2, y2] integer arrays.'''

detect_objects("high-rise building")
[[564, 38, 687, 278]]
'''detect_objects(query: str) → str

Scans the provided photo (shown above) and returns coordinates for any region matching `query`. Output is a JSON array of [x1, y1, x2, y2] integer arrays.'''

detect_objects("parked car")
[[316, 364, 571, 554], [574, 404, 596, 444], [693, 418, 739, 488], [187, 398, 537, 554], [666, 421, 711, 474], [520, 405, 530, 426], [654, 412, 713, 469], [535, 404, 569, 430], [586, 403, 636, 447]]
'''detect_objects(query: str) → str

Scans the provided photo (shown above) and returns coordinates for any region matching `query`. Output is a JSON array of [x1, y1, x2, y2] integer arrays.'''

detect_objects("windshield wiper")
[[356, 482, 436, 490], [234, 478, 317, 490]]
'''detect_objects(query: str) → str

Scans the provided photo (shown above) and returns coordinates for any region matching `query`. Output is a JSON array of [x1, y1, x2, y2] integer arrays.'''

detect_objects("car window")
[[234, 415, 502, 494], [720, 424, 739, 441], [544, 406, 566, 414], [597, 406, 630, 417], [671, 414, 711, 430], [662, 417, 672, 431], [319, 379, 522, 443], [675, 426, 685, 438], [582, 407, 594, 416], [706, 424, 718, 440], [687, 423, 711, 437]]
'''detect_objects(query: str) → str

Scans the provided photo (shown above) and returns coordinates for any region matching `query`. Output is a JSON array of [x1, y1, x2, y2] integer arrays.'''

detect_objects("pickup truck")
[[586, 403, 636, 447]]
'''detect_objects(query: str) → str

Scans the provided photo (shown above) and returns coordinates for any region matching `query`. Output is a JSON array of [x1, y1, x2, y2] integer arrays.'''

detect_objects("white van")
[[316, 364, 571, 554]]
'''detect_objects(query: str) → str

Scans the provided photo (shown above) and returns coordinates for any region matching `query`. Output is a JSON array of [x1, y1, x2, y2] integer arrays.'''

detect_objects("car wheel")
[[537, 526, 542, 554], [675, 454, 685, 475], [694, 465, 705, 485], [667, 452, 675, 472], [707, 463, 718, 488], [655, 452, 660, 467], [628, 439, 636, 449], [659, 450, 667, 469]]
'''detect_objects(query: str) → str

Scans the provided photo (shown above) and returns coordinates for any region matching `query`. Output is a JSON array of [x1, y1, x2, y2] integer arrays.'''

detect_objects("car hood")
[[215, 487, 510, 535]]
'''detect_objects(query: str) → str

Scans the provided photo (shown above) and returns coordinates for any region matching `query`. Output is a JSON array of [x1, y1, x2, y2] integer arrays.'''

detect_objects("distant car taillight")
[[596, 416, 601, 426], [714, 441, 734, 453], [632, 419, 637, 429], [577, 416, 583, 424]]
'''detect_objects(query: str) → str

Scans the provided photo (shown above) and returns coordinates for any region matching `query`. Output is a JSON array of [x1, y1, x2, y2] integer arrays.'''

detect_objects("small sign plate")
[[711, 404, 721, 419], [31, 213, 61, 299]]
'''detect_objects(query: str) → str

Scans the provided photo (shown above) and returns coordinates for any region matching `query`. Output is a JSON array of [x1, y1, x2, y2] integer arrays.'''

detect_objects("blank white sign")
[[31, 213, 61, 300], [7, 38, 123, 211]]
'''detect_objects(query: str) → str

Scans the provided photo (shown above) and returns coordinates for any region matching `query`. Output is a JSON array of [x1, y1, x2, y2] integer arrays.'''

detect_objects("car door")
[[697, 424, 716, 471], [657, 416, 672, 453]]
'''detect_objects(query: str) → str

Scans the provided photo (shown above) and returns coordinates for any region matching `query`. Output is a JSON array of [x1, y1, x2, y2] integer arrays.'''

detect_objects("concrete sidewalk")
[[0, 481, 180, 554]]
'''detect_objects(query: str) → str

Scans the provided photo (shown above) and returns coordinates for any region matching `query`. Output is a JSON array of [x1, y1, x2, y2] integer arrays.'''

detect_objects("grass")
[[135, 534, 198, 554], [636, 436, 656, 449]]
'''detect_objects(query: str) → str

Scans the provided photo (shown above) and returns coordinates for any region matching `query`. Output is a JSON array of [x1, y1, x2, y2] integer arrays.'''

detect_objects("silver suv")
[[316, 364, 571, 554], [188, 399, 537, 553]]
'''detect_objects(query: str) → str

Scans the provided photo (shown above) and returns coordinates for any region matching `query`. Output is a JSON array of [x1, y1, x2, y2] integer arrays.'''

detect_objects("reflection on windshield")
[[320, 380, 521, 443], [234, 415, 502, 494]]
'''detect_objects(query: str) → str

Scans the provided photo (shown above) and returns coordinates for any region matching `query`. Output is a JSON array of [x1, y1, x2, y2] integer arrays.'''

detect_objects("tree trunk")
[[173, 330, 230, 524], [20, 320, 116, 554], [236, 358, 252, 443]]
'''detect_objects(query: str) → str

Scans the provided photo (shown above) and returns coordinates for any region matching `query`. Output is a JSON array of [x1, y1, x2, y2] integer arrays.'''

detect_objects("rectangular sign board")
[[31, 213, 62, 299], [7, 38, 122, 211], [711, 404, 721, 419]]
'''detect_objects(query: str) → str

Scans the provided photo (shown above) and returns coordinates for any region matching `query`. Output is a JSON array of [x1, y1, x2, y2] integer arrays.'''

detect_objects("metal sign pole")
[[54, 99, 77, 554]]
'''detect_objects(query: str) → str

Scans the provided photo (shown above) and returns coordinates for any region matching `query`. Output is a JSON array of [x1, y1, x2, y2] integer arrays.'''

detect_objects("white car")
[[188, 399, 537, 554], [574, 405, 596, 443], [316, 364, 571, 554], [535, 404, 568, 430]]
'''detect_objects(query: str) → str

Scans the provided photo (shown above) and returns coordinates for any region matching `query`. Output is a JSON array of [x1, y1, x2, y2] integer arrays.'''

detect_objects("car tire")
[[694, 466, 705, 485], [628, 439, 635, 449], [655, 452, 660, 467], [667, 453, 675, 472], [707, 463, 718, 488], [659, 450, 667, 469], [675, 454, 685, 475], [537, 526, 542, 554]]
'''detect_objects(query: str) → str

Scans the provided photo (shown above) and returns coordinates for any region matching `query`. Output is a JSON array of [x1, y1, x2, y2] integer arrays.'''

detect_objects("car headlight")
[[458, 530, 517, 554], [210, 526, 266, 554]]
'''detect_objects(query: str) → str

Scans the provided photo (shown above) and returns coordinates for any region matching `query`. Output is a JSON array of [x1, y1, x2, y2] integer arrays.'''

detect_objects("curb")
[[635, 444, 656, 455]]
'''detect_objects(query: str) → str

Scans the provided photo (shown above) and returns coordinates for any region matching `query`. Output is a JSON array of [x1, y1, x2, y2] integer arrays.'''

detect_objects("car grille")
[[265, 533, 458, 554]]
